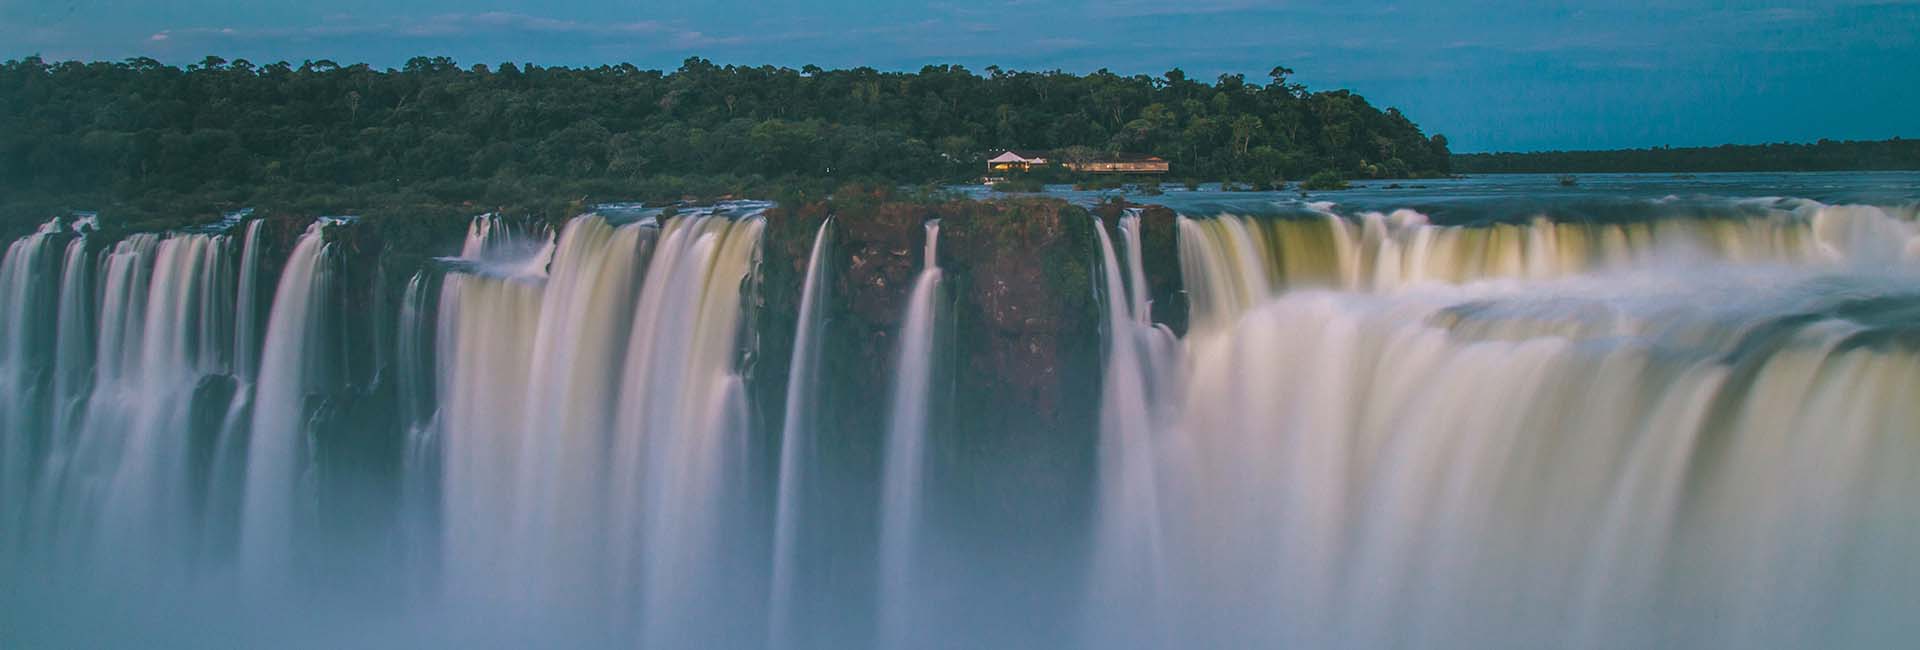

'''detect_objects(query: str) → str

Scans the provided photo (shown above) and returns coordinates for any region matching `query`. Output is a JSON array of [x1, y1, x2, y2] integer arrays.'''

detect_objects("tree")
[[1230, 115, 1263, 157], [1267, 65, 1304, 97]]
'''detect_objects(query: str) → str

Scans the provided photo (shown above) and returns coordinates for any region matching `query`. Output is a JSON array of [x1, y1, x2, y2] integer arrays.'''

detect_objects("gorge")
[[3, 175, 1919, 648]]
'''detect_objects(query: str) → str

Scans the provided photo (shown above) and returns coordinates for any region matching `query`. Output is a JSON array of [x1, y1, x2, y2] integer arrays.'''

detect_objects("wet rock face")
[[751, 196, 1102, 587], [952, 204, 1072, 335], [945, 200, 1091, 426], [762, 196, 1098, 441], [841, 203, 929, 329], [1136, 204, 1187, 336], [941, 199, 1099, 546]]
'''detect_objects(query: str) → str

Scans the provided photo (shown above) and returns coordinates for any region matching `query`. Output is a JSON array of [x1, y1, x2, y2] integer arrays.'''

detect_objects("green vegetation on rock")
[[1301, 170, 1350, 191]]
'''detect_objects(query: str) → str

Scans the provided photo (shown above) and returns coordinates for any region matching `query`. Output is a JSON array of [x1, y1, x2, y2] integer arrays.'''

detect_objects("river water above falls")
[[2, 174, 1919, 648]]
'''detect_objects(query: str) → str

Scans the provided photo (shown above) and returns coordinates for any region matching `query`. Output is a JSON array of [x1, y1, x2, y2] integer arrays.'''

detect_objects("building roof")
[[988, 150, 1050, 163], [1084, 152, 1166, 163], [989, 149, 1168, 164]]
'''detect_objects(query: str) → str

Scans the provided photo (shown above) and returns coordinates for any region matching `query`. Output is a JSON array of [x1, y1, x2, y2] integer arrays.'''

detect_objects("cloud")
[[670, 31, 748, 48], [143, 12, 739, 50], [417, 12, 668, 37], [1750, 7, 1815, 23], [1092, 0, 1280, 18]]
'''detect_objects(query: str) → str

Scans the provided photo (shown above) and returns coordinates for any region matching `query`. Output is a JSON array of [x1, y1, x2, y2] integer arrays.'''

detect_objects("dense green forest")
[[1454, 138, 1920, 174], [0, 55, 1450, 236]]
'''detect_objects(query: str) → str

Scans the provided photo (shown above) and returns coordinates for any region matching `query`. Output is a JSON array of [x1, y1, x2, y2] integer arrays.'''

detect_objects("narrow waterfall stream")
[[770, 217, 834, 650], [876, 219, 943, 650]]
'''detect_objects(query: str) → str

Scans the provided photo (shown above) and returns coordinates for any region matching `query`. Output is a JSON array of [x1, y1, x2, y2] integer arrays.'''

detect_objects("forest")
[[0, 55, 1450, 237], [1453, 138, 1920, 174]]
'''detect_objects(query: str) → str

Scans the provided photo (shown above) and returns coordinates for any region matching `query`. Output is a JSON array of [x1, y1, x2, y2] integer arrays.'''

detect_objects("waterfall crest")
[[1179, 203, 1918, 331]]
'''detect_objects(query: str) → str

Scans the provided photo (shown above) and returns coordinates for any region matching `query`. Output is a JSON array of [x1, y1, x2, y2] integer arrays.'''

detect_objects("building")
[[1063, 152, 1170, 175], [987, 149, 1170, 175], [987, 150, 1051, 172]]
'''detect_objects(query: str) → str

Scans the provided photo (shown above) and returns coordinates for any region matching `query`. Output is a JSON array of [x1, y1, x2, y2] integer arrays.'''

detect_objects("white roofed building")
[[987, 150, 1051, 172]]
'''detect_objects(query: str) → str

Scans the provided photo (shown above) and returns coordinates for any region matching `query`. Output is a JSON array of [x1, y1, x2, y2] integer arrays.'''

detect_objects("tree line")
[[0, 55, 1450, 237], [1454, 138, 1920, 174]]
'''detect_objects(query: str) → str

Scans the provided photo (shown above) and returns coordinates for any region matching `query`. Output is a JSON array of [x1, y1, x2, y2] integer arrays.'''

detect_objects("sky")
[[3, 1, 1915, 152]]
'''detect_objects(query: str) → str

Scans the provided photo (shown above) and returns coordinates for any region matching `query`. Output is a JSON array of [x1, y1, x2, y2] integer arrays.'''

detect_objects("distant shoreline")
[[1453, 137, 1918, 174]]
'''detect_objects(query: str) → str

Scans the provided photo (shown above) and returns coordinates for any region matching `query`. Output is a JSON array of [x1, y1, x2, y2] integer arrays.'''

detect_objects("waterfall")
[[6, 186, 1920, 648], [1120, 211, 1154, 324], [623, 214, 764, 649], [0, 218, 66, 546], [241, 220, 340, 576], [769, 217, 834, 649], [395, 271, 439, 435], [1088, 203, 1920, 648], [877, 219, 943, 649], [203, 219, 266, 554], [34, 233, 97, 533], [1176, 202, 1915, 331], [232, 219, 266, 381], [40, 234, 158, 552], [94, 232, 236, 564], [5, 229, 244, 569], [49, 235, 95, 455], [1084, 214, 1181, 649], [431, 211, 766, 644], [433, 220, 548, 602], [392, 268, 443, 589]]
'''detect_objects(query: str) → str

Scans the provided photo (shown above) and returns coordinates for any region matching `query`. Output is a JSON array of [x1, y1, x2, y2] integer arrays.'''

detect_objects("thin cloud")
[[671, 31, 749, 48], [436, 12, 668, 36], [1093, 0, 1280, 18], [143, 12, 730, 48]]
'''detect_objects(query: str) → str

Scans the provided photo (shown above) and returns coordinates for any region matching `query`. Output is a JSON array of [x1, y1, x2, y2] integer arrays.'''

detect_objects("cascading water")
[[43, 231, 96, 501], [876, 219, 943, 650], [95, 231, 236, 565], [623, 214, 765, 649], [24, 231, 243, 571], [0, 218, 68, 549], [232, 219, 266, 380], [770, 218, 834, 650], [242, 219, 340, 577], [1084, 213, 1181, 649], [395, 268, 442, 576], [0, 208, 783, 643], [1088, 201, 1920, 648], [1177, 201, 1902, 331], [6, 178, 1920, 649], [430, 210, 766, 645], [38, 233, 160, 555], [204, 218, 265, 555]]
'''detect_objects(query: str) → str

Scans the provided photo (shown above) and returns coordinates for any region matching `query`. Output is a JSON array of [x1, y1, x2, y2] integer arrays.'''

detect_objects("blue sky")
[[4, 1, 1915, 152]]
